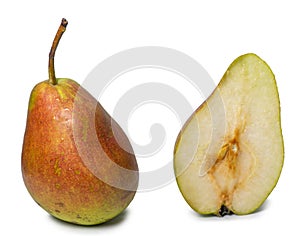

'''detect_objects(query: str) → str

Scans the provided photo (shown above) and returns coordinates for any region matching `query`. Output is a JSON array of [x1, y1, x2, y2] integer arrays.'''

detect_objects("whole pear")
[[22, 19, 139, 225]]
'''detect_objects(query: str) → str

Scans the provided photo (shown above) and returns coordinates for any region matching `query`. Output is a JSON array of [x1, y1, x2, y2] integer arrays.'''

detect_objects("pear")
[[174, 53, 284, 216], [21, 19, 139, 225]]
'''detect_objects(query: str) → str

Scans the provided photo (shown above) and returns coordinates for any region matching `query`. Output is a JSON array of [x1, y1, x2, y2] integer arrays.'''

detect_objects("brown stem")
[[48, 18, 68, 85]]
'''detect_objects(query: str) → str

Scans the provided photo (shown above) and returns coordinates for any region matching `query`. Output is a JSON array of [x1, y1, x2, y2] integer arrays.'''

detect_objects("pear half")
[[174, 53, 284, 216]]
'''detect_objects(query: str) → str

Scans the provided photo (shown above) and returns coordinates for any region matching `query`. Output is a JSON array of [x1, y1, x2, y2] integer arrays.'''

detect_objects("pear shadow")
[[48, 209, 129, 228], [251, 199, 270, 214], [190, 199, 270, 219]]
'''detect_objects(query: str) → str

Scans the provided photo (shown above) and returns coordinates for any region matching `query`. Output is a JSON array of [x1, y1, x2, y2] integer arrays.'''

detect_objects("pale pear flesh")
[[174, 54, 284, 216]]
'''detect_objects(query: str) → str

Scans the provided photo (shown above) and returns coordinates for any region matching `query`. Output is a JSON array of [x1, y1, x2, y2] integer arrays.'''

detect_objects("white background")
[[1, 0, 299, 235]]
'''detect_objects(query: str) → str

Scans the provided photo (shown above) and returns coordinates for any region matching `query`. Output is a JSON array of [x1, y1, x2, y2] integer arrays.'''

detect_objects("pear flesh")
[[174, 54, 284, 215]]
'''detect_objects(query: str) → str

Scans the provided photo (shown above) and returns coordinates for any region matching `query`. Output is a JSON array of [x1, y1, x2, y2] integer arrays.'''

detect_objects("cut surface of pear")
[[174, 53, 284, 216]]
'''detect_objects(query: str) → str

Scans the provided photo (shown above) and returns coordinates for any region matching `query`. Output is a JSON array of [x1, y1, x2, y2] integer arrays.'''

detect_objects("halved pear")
[[174, 53, 284, 216]]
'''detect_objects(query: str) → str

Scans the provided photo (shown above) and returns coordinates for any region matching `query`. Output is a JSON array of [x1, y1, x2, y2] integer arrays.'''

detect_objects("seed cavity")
[[207, 130, 241, 209]]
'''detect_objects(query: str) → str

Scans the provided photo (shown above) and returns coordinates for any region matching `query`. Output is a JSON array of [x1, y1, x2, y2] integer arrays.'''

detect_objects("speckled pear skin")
[[22, 78, 139, 225]]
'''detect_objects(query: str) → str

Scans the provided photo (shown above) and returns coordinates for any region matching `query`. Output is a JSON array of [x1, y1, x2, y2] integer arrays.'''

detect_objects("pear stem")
[[48, 18, 68, 85]]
